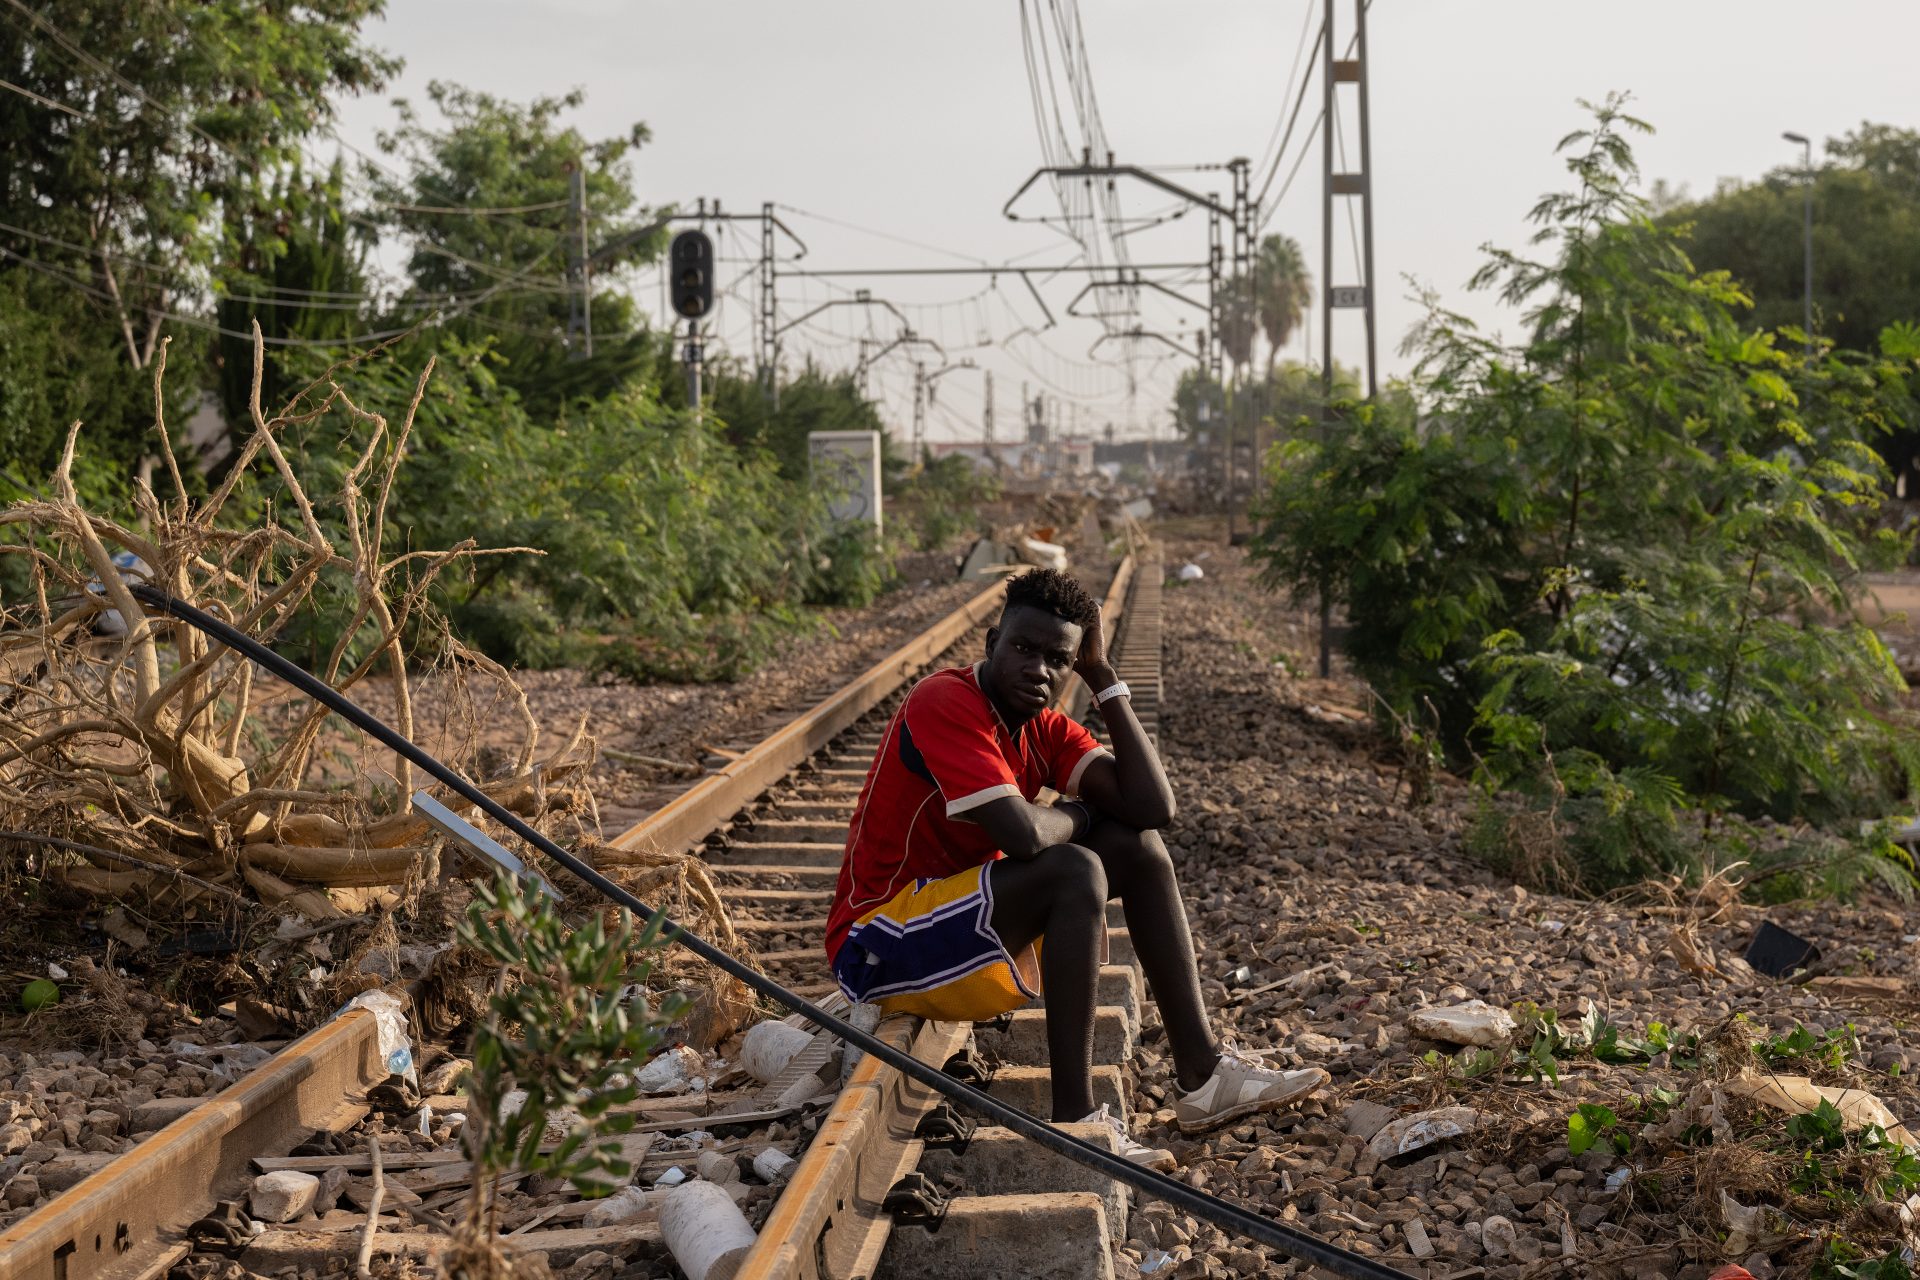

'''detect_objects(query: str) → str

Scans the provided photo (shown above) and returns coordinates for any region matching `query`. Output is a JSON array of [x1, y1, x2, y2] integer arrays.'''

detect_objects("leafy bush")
[[1252, 95, 1920, 892], [896, 454, 1000, 551]]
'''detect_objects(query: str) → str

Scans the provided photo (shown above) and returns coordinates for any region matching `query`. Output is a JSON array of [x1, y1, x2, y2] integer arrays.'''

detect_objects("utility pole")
[[567, 161, 592, 360], [912, 361, 927, 463], [1318, 0, 1380, 676], [1227, 156, 1251, 544], [759, 201, 779, 403], [984, 370, 995, 458]]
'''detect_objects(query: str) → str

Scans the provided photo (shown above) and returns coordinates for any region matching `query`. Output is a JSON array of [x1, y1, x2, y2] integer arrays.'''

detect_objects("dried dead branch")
[[0, 325, 587, 920]]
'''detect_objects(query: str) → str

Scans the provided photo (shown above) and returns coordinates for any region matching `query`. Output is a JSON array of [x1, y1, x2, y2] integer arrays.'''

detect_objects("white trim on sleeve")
[[1064, 747, 1112, 797], [945, 782, 1021, 817]]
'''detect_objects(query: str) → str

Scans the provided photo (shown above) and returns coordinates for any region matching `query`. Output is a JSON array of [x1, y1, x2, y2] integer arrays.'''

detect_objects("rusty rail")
[[0, 1011, 383, 1280]]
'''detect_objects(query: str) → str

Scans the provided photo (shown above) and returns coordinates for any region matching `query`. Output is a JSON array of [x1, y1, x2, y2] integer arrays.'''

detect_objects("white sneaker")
[[1173, 1046, 1328, 1135], [1072, 1103, 1176, 1172]]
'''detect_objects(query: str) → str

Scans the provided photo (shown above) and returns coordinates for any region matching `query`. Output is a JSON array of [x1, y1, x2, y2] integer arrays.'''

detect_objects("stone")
[[1482, 1214, 1519, 1260], [1405, 1000, 1518, 1047], [249, 1170, 320, 1223], [130, 1095, 203, 1133], [3, 1175, 38, 1208]]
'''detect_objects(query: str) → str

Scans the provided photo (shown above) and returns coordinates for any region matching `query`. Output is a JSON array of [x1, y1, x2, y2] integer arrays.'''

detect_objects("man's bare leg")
[[987, 846, 1106, 1121], [1082, 818, 1220, 1094]]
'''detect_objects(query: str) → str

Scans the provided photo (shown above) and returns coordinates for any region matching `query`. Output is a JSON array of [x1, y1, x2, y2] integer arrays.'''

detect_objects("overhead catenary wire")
[[126, 582, 1416, 1280]]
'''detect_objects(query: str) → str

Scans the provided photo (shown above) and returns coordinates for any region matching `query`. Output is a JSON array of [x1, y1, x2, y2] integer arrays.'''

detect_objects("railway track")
[[0, 547, 1163, 1280]]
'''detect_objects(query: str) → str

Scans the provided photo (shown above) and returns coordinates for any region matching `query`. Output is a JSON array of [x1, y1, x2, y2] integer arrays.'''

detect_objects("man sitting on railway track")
[[823, 567, 1328, 1170]]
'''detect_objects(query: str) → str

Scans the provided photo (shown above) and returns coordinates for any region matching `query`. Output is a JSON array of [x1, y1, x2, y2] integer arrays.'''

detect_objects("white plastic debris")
[[1405, 1000, 1518, 1048], [1139, 1249, 1176, 1274], [1367, 1106, 1482, 1161], [1177, 562, 1205, 581], [582, 1184, 660, 1228], [1539, 919, 1568, 934], [740, 1021, 812, 1084], [1604, 1166, 1633, 1194], [654, 1166, 689, 1188], [635, 1044, 704, 1095], [337, 989, 417, 1082], [90, 550, 151, 635], [660, 1180, 758, 1280], [751, 1148, 796, 1184], [1721, 1191, 1766, 1254], [416, 1105, 433, 1137]]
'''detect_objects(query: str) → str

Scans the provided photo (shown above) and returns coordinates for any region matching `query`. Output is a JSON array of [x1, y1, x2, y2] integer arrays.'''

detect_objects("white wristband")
[[1094, 681, 1131, 705]]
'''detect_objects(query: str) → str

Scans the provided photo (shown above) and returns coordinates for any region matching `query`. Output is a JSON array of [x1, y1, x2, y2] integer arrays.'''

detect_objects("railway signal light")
[[670, 229, 714, 319]]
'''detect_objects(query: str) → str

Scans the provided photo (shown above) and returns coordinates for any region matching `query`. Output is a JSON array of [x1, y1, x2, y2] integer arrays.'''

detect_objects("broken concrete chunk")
[[1367, 1106, 1481, 1161], [660, 1179, 757, 1280], [582, 1184, 660, 1228], [1402, 1216, 1435, 1259], [1405, 1000, 1517, 1047], [739, 1022, 811, 1085], [249, 1170, 319, 1223], [635, 1045, 705, 1096], [1481, 1214, 1518, 1260]]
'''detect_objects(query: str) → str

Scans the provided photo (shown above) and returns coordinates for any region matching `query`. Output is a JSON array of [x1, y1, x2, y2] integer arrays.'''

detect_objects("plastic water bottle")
[[386, 1045, 413, 1077]]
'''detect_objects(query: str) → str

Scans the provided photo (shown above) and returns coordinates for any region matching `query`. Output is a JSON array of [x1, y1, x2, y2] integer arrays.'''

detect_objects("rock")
[[1340, 1100, 1397, 1142], [249, 1170, 319, 1223], [314, 1166, 350, 1215], [1402, 1216, 1436, 1258], [131, 1096, 203, 1132], [1405, 1000, 1517, 1047], [3, 1174, 39, 1208], [1481, 1215, 1518, 1260], [0, 1126, 29, 1157]]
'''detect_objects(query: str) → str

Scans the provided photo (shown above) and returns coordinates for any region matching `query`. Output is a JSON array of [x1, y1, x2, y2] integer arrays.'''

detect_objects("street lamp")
[[1782, 131, 1813, 355]]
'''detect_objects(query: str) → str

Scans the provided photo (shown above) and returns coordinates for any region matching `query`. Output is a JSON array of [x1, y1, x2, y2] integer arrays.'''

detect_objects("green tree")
[[367, 82, 668, 404], [1253, 96, 1920, 888], [0, 0, 393, 485]]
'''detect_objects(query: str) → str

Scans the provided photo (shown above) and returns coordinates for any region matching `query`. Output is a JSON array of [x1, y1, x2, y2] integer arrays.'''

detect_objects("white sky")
[[333, 1, 1920, 444]]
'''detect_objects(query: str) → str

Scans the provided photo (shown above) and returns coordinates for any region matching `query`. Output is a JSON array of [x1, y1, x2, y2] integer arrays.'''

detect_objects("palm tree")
[[1255, 234, 1312, 381], [1217, 276, 1258, 384]]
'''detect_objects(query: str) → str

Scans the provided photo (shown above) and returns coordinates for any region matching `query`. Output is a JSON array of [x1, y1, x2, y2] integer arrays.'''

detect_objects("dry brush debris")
[[0, 327, 594, 921]]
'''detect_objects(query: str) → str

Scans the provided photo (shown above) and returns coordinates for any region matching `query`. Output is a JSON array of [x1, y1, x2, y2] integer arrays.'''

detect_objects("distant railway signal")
[[670, 229, 715, 319]]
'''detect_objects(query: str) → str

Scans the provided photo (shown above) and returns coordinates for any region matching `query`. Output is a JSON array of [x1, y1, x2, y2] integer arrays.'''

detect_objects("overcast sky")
[[334, 2, 1920, 444]]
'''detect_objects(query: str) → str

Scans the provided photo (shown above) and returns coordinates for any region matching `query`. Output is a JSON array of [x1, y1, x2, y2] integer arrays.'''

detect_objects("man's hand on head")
[[1074, 605, 1116, 688]]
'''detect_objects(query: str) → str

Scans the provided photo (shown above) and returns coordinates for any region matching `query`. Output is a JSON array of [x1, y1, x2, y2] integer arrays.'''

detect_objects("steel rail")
[[0, 1012, 385, 1280], [93, 567, 1411, 1280]]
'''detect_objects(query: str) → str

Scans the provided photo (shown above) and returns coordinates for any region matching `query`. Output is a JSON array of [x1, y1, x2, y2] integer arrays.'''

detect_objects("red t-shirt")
[[823, 663, 1109, 964]]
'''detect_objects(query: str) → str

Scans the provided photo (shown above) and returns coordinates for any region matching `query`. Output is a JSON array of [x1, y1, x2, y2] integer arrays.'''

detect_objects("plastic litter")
[[654, 1166, 688, 1188], [1604, 1167, 1633, 1193], [1367, 1106, 1481, 1161], [1743, 920, 1820, 978], [1177, 562, 1205, 581], [1139, 1249, 1176, 1274], [90, 550, 151, 636], [338, 989, 417, 1082]]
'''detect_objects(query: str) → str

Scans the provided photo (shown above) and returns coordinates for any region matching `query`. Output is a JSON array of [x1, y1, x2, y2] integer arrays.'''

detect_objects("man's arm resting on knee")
[[964, 794, 1090, 861]]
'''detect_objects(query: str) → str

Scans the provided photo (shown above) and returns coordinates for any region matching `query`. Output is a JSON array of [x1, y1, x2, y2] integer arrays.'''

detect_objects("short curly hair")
[[1002, 567, 1099, 630]]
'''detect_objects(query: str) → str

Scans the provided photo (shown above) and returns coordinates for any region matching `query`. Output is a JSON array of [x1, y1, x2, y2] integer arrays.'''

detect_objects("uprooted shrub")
[[1251, 94, 1920, 894], [0, 329, 601, 919]]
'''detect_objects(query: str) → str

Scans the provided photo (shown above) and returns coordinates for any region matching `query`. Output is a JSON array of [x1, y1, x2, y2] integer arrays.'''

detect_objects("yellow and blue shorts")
[[831, 863, 1040, 1022]]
